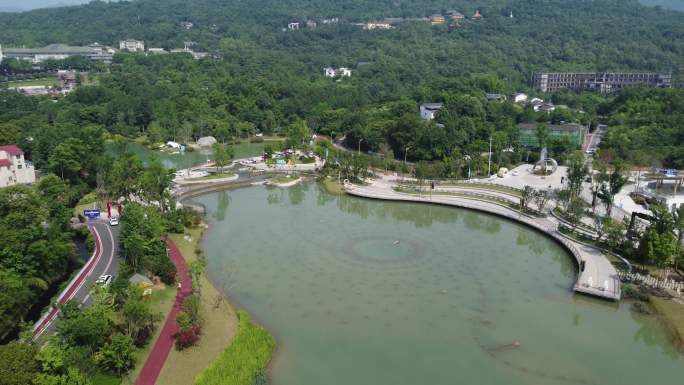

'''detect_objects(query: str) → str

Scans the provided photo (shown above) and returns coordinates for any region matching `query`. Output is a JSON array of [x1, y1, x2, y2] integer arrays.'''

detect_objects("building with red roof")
[[0, 144, 36, 188]]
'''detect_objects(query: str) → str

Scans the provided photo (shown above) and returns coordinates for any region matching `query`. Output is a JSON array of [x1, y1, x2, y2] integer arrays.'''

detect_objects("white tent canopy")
[[197, 136, 217, 147]]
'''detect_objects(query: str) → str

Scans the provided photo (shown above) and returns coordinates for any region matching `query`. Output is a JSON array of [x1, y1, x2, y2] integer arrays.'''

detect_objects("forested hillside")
[[1, 0, 684, 169]]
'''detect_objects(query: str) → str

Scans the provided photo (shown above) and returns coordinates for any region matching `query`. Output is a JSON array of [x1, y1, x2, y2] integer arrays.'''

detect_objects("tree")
[[675, 204, 684, 271], [286, 119, 311, 148], [109, 154, 144, 202], [566, 151, 588, 199], [140, 155, 175, 212], [638, 228, 677, 267], [122, 286, 152, 338], [212, 143, 233, 174], [590, 161, 608, 214], [535, 123, 549, 150], [520, 185, 534, 212], [48, 139, 83, 182], [600, 161, 628, 218], [566, 197, 585, 232], [95, 334, 136, 376], [533, 189, 551, 213], [57, 301, 115, 350], [0, 341, 39, 385]]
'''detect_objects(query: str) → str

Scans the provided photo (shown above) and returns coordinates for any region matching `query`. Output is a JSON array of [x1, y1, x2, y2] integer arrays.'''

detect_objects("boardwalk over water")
[[345, 177, 621, 301]]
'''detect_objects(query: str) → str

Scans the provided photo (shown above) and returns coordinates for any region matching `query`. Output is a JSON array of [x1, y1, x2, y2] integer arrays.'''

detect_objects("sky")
[[0, 0, 92, 12]]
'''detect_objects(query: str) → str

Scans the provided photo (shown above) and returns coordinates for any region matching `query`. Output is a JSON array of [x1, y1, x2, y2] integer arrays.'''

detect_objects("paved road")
[[135, 237, 192, 385], [33, 220, 120, 339]]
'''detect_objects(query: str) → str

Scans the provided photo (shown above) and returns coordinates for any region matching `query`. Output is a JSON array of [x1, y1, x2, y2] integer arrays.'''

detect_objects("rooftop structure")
[[323, 67, 352, 78], [532, 72, 672, 93], [513, 93, 528, 103], [486, 93, 507, 102], [147, 48, 167, 55], [0, 145, 35, 188], [119, 39, 145, 52], [288, 22, 300, 30], [0, 43, 114, 64], [430, 14, 446, 25], [420, 103, 443, 121], [363, 22, 392, 30], [446, 10, 465, 20], [518, 123, 586, 147], [180, 21, 194, 30], [472, 10, 483, 20]]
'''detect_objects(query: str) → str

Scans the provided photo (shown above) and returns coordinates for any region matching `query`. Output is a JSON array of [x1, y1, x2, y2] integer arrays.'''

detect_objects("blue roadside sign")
[[84, 209, 100, 220]]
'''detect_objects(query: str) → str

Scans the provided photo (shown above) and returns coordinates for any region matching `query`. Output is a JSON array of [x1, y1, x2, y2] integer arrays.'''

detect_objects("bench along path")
[[345, 177, 620, 301]]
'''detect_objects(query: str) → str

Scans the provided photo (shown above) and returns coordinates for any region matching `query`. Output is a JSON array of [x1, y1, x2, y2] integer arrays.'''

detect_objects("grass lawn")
[[6, 77, 58, 88], [189, 171, 236, 181], [269, 175, 298, 184], [155, 228, 238, 385], [92, 372, 122, 385], [121, 286, 177, 385], [650, 297, 684, 348], [320, 177, 345, 195]]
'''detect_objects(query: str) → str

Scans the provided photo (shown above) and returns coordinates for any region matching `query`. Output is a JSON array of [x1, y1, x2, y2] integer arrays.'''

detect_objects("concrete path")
[[346, 177, 621, 300], [135, 238, 193, 385]]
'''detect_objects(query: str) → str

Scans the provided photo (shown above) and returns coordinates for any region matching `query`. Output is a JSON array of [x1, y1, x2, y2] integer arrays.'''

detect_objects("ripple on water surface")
[[197, 184, 684, 385]]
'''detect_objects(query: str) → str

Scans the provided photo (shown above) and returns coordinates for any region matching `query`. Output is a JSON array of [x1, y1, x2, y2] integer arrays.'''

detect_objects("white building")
[[0, 145, 36, 188], [1, 43, 114, 64], [147, 48, 167, 55], [419, 103, 443, 120], [119, 39, 145, 52], [323, 67, 352, 78], [513, 93, 528, 103], [288, 22, 300, 30]]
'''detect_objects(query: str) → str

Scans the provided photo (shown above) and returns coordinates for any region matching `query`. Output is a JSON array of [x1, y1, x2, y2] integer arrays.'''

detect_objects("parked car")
[[96, 274, 112, 288]]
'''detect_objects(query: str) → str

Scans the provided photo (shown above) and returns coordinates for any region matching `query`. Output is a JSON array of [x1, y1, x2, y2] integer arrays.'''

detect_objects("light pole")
[[404, 146, 412, 164], [487, 136, 492, 176], [358, 138, 364, 154], [464, 155, 471, 180]]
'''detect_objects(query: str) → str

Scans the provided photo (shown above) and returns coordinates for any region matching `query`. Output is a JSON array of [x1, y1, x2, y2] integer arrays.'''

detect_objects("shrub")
[[175, 324, 201, 350], [133, 326, 152, 348]]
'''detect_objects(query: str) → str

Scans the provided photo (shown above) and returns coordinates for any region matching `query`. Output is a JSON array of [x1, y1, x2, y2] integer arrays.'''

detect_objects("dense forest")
[[1, 0, 683, 170]]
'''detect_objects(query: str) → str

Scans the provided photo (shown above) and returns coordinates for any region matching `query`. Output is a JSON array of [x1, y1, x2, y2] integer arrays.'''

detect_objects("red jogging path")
[[135, 237, 192, 385]]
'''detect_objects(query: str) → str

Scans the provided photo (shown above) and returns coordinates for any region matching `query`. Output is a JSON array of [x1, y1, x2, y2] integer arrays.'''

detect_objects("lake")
[[196, 183, 684, 385]]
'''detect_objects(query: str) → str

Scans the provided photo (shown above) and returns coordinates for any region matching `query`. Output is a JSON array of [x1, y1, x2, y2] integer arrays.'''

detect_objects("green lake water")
[[105, 141, 265, 169], [195, 183, 684, 385]]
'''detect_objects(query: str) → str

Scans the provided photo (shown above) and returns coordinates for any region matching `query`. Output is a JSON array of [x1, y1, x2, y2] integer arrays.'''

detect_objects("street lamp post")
[[488, 136, 492, 177], [404, 146, 412, 164], [358, 138, 364, 154], [464, 155, 471, 180]]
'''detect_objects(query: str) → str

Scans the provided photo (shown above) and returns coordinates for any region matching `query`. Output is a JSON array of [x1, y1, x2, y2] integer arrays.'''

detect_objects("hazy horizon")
[[1, 0, 683, 12], [0, 0, 92, 12]]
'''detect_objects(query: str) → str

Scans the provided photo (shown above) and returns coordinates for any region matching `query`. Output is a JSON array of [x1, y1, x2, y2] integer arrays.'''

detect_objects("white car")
[[512, 170, 519, 176], [109, 216, 119, 226], [96, 274, 112, 288]]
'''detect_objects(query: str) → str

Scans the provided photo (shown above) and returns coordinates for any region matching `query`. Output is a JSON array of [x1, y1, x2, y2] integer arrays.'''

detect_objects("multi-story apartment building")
[[119, 39, 145, 52], [533, 72, 672, 93], [0, 145, 36, 188]]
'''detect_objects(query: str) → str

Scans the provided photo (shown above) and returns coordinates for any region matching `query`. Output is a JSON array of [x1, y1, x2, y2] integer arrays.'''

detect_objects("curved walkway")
[[346, 177, 621, 300], [135, 238, 192, 385]]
